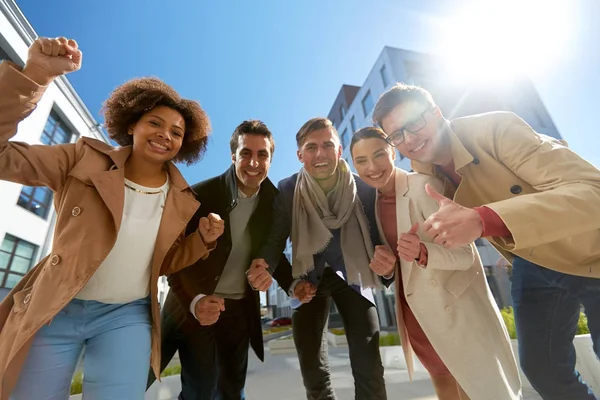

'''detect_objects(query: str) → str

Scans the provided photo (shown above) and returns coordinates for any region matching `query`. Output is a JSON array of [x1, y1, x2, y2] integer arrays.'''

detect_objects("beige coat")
[[376, 168, 521, 400], [0, 61, 213, 398], [412, 112, 600, 277]]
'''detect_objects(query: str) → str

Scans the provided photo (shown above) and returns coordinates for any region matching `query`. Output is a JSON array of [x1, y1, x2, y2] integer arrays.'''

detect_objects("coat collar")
[[410, 120, 474, 177], [81, 137, 193, 192], [222, 164, 278, 209]]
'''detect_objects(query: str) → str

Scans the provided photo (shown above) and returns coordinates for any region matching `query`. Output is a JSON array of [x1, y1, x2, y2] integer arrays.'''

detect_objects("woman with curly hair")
[[0, 37, 224, 399]]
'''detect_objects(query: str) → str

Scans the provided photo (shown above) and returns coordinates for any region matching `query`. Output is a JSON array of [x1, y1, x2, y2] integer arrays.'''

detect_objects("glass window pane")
[[55, 126, 70, 144], [17, 194, 31, 209], [10, 255, 33, 274], [0, 46, 12, 62], [15, 242, 36, 259], [362, 91, 374, 116], [40, 132, 52, 145], [5, 273, 25, 289], [0, 252, 10, 269], [31, 202, 47, 218], [44, 118, 56, 133], [21, 186, 34, 196], [0, 236, 15, 253], [33, 187, 51, 204]]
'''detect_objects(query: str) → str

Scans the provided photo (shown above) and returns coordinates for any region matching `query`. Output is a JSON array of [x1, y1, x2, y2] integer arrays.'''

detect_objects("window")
[[339, 104, 346, 121], [0, 46, 12, 62], [361, 90, 374, 117], [350, 116, 357, 133], [341, 128, 348, 149], [380, 64, 389, 87], [17, 186, 53, 219], [0, 234, 38, 289], [41, 110, 73, 145]]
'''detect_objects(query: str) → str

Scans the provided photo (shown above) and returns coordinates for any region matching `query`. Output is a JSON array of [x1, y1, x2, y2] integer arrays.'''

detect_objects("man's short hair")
[[295, 117, 338, 148], [229, 120, 275, 155], [372, 83, 435, 128]]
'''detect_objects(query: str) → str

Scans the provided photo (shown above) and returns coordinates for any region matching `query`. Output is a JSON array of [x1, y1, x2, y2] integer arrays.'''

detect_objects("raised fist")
[[22, 37, 82, 85], [199, 213, 224, 244]]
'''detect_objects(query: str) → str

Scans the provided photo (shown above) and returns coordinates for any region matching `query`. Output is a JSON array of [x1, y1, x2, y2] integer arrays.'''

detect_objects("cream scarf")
[[291, 159, 380, 288]]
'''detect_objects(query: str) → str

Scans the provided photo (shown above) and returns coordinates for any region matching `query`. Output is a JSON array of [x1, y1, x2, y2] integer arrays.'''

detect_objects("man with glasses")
[[147, 120, 293, 400], [372, 83, 600, 400]]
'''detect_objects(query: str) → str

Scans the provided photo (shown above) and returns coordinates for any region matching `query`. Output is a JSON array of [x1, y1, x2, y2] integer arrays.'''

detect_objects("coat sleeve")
[[271, 253, 295, 294], [414, 175, 475, 271], [160, 229, 216, 276], [482, 112, 600, 250], [258, 180, 292, 272], [0, 61, 79, 192], [166, 256, 206, 310]]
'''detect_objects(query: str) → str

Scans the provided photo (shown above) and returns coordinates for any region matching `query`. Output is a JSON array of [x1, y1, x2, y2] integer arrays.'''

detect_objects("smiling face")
[[351, 137, 396, 193], [297, 127, 343, 187], [128, 105, 185, 165], [232, 133, 272, 196], [380, 100, 447, 165]]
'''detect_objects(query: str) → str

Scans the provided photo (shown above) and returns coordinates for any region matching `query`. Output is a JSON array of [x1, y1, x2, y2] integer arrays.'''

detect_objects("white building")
[[0, 0, 108, 300], [326, 46, 562, 328], [329, 46, 561, 171]]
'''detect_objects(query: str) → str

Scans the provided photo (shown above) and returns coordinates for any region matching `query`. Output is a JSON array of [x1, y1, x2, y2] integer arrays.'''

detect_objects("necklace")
[[124, 180, 168, 208], [124, 182, 164, 195]]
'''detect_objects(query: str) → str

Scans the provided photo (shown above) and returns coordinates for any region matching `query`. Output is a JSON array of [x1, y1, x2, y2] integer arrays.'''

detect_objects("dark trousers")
[[292, 268, 387, 400], [512, 256, 600, 400], [147, 292, 250, 400]]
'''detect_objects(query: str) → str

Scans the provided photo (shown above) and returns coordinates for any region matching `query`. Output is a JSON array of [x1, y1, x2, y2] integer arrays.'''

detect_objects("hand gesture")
[[246, 259, 273, 291], [369, 245, 396, 277], [194, 295, 225, 326], [199, 213, 224, 244], [23, 37, 82, 86], [397, 223, 422, 262], [422, 184, 482, 249], [294, 281, 317, 304]]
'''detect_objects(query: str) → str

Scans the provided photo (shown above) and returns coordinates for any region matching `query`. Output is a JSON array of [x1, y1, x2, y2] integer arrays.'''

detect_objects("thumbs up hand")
[[397, 223, 422, 262], [422, 183, 483, 249]]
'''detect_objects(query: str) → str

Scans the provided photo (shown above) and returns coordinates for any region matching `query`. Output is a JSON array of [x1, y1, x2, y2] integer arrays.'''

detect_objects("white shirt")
[[76, 177, 169, 303]]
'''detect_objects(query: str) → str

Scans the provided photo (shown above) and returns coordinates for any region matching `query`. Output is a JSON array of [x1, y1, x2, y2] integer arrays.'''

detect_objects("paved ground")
[[146, 347, 542, 400]]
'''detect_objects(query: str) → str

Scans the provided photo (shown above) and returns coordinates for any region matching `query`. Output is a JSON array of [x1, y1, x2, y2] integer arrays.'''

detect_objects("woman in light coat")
[[0, 37, 223, 399], [351, 127, 521, 400]]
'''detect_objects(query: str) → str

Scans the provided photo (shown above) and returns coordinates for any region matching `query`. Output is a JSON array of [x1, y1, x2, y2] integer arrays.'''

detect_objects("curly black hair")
[[102, 77, 211, 165]]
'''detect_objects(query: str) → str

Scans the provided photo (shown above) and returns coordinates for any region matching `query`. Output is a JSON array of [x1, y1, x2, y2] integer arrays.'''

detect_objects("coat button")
[[214, 275, 220, 282], [23, 294, 32, 304], [50, 255, 61, 265], [71, 206, 82, 217], [472, 157, 480, 165], [429, 279, 437, 287], [445, 306, 451, 313], [510, 185, 522, 195]]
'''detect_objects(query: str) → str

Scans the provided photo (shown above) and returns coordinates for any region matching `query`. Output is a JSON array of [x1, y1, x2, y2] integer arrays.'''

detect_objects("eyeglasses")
[[385, 108, 434, 147]]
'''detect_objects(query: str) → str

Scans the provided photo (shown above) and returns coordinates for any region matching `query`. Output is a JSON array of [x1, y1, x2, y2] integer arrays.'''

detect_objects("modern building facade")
[[0, 0, 108, 300], [324, 46, 562, 328]]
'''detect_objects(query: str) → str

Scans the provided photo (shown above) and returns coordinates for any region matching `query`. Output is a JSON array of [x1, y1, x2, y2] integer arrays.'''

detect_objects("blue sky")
[[16, 0, 600, 185]]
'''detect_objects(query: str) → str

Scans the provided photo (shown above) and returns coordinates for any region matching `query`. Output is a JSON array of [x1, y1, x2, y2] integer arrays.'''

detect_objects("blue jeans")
[[11, 297, 152, 400], [511, 256, 600, 400]]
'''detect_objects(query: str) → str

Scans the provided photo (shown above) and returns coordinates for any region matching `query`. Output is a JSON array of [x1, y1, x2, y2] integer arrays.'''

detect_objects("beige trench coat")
[[0, 61, 213, 398], [375, 168, 521, 399], [412, 112, 600, 277]]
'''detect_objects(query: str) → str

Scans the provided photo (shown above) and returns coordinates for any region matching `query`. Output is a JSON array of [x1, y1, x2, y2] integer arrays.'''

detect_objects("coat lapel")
[[151, 163, 200, 273], [89, 169, 125, 233], [394, 168, 415, 290]]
